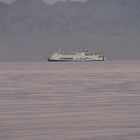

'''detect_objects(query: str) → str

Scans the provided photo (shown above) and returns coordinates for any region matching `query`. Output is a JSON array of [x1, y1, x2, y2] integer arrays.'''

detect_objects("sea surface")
[[0, 61, 140, 140]]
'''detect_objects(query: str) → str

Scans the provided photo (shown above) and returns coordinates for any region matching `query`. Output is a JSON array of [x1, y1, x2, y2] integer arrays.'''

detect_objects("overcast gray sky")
[[0, 0, 87, 4]]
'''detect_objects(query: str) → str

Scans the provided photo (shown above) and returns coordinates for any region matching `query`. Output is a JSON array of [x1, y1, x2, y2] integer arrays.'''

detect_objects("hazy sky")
[[0, 0, 87, 4]]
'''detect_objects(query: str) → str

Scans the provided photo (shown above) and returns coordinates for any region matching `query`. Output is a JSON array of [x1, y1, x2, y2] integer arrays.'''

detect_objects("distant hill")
[[0, 2, 9, 31], [0, 0, 140, 61], [1, 0, 140, 35]]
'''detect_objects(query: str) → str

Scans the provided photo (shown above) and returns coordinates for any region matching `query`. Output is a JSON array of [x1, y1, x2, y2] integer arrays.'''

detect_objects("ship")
[[48, 50, 105, 62]]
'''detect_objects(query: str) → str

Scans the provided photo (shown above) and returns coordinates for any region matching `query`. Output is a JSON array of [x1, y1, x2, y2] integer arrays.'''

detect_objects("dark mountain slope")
[[1, 0, 140, 35], [0, 0, 140, 61], [0, 2, 9, 32]]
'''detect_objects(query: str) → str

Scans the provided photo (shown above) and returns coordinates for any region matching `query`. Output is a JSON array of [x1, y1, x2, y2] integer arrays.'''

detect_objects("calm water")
[[0, 61, 140, 140]]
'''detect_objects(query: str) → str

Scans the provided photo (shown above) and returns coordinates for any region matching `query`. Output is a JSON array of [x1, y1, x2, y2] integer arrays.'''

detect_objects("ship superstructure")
[[48, 50, 105, 62]]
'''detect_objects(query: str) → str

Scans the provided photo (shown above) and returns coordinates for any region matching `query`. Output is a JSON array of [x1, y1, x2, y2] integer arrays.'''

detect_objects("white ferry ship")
[[48, 50, 105, 62]]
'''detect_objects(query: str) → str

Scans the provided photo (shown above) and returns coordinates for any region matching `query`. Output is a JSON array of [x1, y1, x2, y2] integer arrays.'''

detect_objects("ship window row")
[[58, 52, 76, 55], [85, 52, 94, 56], [85, 53, 100, 56], [60, 58, 73, 60]]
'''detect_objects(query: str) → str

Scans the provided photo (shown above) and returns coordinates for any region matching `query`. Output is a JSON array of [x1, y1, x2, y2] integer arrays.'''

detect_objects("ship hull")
[[48, 58, 105, 62]]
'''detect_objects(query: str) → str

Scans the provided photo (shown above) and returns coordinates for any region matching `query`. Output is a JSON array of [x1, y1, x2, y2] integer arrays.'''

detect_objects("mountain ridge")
[[1, 0, 140, 35], [0, 0, 140, 61]]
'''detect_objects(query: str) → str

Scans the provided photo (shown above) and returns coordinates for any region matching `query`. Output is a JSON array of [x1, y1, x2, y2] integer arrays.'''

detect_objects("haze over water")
[[0, 61, 140, 140]]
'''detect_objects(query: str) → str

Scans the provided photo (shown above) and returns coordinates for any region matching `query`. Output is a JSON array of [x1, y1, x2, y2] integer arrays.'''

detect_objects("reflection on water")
[[0, 61, 140, 140]]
